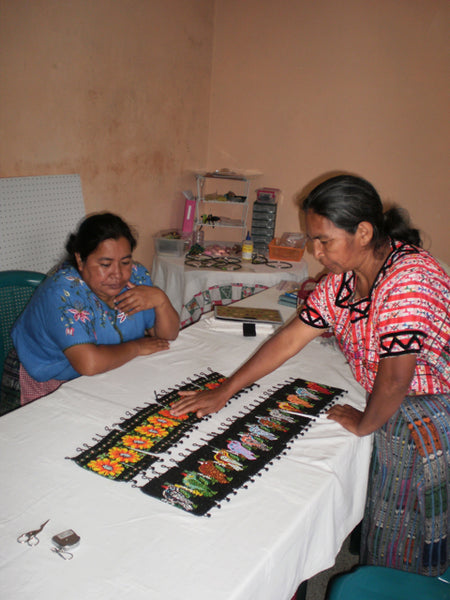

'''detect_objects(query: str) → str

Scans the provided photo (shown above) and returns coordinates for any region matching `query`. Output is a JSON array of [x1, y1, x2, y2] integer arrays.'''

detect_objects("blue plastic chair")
[[0, 270, 45, 382], [327, 565, 450, 600]]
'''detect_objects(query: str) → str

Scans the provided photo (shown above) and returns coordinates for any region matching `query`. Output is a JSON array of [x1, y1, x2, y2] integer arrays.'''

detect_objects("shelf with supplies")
[[194, 170, 260, 240]]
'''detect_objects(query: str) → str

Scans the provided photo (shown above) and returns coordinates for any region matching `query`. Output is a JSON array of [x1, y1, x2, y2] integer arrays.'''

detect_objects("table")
[[0, 288, 372, 600], [151, 253, 308, 327]]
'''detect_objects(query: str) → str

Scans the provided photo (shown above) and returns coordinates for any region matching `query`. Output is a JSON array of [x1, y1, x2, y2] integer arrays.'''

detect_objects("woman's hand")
[[65, 335, 170, 376], [114, 282, 165, 315], [170, 319, 325, 419], [134, 336, 170, 356], [170, 387, 231, 418], [327, 404, 365, 436], [328, 354, 417, 437], [328, 355, 417, 436], [115, 282, 180, 340]]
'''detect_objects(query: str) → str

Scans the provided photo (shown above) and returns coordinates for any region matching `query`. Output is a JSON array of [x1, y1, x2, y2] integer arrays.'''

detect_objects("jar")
[[192, 229, 204, 247]]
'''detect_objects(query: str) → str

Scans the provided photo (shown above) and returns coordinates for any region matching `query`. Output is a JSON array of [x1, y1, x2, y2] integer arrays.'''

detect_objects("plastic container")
[[191, 228, 205, 247], [280, 232, 306, 247], [256, 188, 280, 204], [251, 200, 278, 254], [268, 236, 305, 262], [241, 231, 253, 260], [154, 230, 186, 257]]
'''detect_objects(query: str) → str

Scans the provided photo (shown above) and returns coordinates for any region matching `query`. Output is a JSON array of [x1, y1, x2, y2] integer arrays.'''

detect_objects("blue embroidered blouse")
[[12, 262, 156, 382]]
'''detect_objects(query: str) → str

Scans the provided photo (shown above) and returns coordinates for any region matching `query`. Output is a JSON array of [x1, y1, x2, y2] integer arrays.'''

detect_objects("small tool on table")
[[17, 519, 50, 546], [51, 529, 80, 560]]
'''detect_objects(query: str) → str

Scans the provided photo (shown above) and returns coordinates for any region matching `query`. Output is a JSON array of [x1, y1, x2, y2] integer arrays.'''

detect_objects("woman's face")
[[305, 211, 364, 274], [76, 237, 133, 303]]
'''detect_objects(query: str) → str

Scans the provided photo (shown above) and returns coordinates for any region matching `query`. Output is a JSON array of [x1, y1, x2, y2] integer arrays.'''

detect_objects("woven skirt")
[[361, 393, 450, 576], [0, 348, 21, 415], [0, 348, 63, 416]]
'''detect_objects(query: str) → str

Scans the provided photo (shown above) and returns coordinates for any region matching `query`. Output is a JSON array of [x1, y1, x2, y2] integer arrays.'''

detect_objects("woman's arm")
[[64, 335, 170, 376], [327, 353, 417, 436], [114, 283, 180, 340], [151, 291, 180, 340], [170, 317, 325, 418]]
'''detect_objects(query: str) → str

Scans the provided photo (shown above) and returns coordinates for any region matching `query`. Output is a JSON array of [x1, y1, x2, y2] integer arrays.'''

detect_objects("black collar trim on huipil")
[[335, 240, 421, 323]]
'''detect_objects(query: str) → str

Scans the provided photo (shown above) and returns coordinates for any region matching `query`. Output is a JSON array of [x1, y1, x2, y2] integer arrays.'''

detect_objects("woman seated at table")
[[171, 174, 449, 577], [3, 212, 179, 410]]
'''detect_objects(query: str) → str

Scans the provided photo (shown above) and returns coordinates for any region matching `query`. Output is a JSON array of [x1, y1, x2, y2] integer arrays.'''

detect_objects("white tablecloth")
[[151, 254, 308, 327], [0, 289, 371, 600]]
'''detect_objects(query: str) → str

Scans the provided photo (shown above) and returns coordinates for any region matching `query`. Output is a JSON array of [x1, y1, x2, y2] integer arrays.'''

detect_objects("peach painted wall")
[[208, 0, 450, 275], [1, 1, 448, 276], [0, 0, 214, 268]]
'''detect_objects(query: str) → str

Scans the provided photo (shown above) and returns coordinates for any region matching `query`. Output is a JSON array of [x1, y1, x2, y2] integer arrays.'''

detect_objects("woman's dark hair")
[[65, 212, 137, 266], [302, 175, 421, 249]]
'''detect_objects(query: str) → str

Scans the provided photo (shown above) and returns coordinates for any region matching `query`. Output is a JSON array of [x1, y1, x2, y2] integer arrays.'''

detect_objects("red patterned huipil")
[[299, 240, 450, 395]]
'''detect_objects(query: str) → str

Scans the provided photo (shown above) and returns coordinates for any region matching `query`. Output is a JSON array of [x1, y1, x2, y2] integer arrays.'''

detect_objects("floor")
[[303, 533, 359, 600]]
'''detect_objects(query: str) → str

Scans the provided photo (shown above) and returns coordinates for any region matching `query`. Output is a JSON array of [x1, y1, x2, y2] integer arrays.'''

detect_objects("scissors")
[[17, 519, 50, 546], [50, 546, 74, 561]]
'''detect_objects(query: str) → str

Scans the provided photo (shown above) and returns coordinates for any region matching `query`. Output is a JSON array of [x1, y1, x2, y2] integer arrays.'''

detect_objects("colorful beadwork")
[[71, 374, 345, 515], [71, 371, 227, 480], [71, 429, 159, 481], [141, 378, 346, 515]]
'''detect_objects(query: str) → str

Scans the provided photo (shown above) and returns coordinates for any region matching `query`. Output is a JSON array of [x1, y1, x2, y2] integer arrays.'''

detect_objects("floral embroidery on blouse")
[[11, 260, 155, 382], [67, 308, 91, 323], [57, 267, 129, 338]]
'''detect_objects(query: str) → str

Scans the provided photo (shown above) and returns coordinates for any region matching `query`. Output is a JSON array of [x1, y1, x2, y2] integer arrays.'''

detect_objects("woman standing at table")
[[1, 212, 179, 412], [171, 174, 449, 577]]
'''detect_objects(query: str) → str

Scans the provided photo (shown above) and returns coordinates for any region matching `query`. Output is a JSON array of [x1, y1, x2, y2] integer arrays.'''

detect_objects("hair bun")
[[65, 233, 78, 255], [383, 207, 422, 246]]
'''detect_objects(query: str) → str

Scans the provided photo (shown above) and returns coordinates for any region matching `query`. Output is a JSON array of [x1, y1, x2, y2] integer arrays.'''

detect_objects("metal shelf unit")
[[194, 172, 251, 239]]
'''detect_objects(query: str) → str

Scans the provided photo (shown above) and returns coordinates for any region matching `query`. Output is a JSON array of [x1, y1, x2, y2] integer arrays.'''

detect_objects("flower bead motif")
[[108, 447, 141, 463], [87, 457, 124, 478], [121, 435, 153, 450]]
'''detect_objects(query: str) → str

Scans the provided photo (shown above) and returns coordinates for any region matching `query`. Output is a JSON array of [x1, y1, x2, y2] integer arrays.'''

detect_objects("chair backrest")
[[327, 565, 450, 600], [0, 270, 46, 382]]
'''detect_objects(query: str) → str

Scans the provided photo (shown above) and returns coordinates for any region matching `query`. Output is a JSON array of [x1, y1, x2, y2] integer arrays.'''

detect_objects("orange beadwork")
[[121, 434, 154, 450], [87, 457, 124, 477], [108, 446, 141, 463], [136, 424, 169, 438], [199, 460, 229, 483], [286, 394, 314, 408]]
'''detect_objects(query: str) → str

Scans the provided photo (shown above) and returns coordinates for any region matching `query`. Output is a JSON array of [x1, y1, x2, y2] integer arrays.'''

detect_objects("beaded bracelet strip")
[[140, 378, 346, 515], [70, 371, 227, 481]]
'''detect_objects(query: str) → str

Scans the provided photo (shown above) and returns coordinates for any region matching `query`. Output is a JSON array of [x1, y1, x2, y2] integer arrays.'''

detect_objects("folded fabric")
[[201, 315, 277, 335], [278, 295, 298, 307]]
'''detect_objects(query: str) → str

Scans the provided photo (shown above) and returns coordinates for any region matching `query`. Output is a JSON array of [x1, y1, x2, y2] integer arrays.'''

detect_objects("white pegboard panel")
[[0, 174, 86, 273]]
